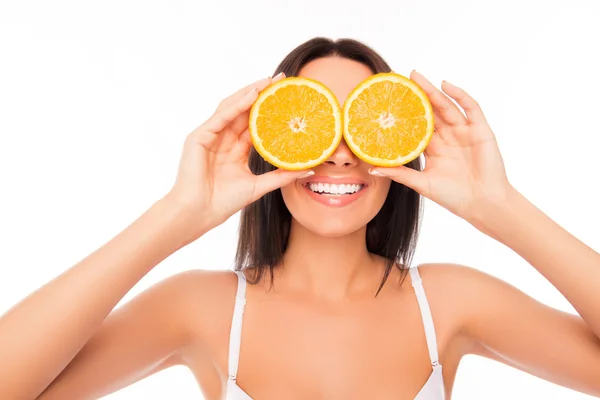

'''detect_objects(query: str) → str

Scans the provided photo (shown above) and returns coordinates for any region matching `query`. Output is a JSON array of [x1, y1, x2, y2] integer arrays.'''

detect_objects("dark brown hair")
[[235, 37, 423, 295]]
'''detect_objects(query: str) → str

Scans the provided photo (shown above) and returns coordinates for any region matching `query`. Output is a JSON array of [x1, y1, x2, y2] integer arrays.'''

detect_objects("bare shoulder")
[[168, 268, 238, 302], [160, 268, 239, 334], [415, 262, 510, 297], [418, 260, 537, 300], [414, 262, 520, 316], [127, 268, 240, 359], [412, 263, 521, 349], [414, 262, 564, 351]]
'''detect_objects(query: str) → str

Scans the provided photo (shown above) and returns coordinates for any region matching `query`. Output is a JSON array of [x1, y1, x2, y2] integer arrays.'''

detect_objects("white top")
[[226, 265, 444, 399]]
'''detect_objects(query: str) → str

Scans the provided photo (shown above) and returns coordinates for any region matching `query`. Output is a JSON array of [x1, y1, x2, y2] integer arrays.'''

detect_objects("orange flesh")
[[255, 84, 339, 164], [346, 80, 429, 160]]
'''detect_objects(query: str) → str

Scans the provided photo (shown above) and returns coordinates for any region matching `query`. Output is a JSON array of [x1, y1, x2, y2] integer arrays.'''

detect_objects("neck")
[[278, 219, 382, 300]]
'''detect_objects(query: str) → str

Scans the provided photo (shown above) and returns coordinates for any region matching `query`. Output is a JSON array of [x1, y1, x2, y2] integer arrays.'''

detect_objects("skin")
[[0, 56, 599, 399]]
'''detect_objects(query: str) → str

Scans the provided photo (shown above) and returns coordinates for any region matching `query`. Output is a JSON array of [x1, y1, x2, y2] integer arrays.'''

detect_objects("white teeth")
[[307, 183, 364, 195]]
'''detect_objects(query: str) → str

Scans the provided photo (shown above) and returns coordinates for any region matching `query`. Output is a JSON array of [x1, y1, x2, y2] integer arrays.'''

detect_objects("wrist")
[[469, 184, 527, 241], [151, 195, 211, 249]]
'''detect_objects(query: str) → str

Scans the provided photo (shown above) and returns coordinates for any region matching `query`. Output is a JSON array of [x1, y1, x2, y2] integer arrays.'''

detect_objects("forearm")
[[476, 188, 600, 337], [0, 197, 195, 398]]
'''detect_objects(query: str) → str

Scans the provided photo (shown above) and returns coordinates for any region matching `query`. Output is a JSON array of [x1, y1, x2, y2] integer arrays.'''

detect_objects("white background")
[[1, 0, 599, 399]]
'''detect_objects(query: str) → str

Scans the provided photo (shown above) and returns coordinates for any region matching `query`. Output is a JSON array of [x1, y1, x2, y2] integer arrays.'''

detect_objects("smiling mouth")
[[303, 182, 367, 196]]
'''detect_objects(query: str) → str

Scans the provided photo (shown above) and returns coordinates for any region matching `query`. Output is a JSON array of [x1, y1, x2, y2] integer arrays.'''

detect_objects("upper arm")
[[37, 269, 216, 400], [429, 263, 600, 397]]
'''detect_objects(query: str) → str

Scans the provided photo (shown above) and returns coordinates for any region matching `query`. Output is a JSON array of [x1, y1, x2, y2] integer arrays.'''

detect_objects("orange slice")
[[249, 77, 342, 170], [342, 72, 434, 167]]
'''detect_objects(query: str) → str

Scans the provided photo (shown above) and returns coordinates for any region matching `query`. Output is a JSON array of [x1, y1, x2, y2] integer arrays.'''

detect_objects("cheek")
[[368, 179, 392, 218], [372, 178, 392, 206], [280, 183, 302, 217]]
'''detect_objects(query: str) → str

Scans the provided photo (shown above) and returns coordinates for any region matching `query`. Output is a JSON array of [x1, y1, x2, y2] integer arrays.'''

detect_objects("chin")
[[291, 214, 367, 238]]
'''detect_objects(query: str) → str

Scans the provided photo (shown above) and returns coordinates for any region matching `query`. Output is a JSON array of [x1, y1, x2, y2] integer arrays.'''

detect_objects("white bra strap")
[[409, 266, 440, 368], [228, 270, 247, 381]]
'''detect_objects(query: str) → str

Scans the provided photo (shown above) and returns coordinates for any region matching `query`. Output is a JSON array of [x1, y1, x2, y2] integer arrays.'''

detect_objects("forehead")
[[297, 56, 374, 105]]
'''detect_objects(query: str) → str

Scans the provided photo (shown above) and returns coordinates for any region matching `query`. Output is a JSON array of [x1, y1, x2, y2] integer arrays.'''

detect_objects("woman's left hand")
[[370, 70, 515, 226]]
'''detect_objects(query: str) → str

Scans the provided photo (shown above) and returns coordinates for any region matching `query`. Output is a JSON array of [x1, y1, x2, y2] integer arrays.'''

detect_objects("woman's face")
[[280, 56, 391, 237]]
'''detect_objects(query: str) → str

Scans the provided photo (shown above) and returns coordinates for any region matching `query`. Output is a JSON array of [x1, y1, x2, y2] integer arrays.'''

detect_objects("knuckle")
[[234, 101, 246, 114], [465, 97, 479, 110], [216, 99, 227, 111], [188, 128, 211, 146], [185, 130, 200, 144], [438, 103, 451, 113]]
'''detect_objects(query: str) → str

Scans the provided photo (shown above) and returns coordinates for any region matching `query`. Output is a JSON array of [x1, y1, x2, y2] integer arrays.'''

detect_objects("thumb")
[[369, 166, 427, 194], [252, 169, 315, 201]]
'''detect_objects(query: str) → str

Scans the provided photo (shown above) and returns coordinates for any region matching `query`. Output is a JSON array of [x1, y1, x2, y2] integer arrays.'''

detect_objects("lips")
[[300, 175, 369, 207]]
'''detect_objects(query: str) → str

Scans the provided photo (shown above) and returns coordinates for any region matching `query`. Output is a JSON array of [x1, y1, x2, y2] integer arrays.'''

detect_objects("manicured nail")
[[275, 72, 285, 79], [369, 168, 385, 176], [297, 170, 315, 179]]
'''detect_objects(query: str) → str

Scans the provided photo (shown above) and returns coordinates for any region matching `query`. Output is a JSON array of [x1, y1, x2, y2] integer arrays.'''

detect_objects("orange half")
[[342, 72, 434, 167], [249, 77, 343, 170]]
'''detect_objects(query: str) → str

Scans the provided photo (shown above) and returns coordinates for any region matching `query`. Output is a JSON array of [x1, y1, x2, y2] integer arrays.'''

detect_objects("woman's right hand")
[[164, 73, 312, 242]]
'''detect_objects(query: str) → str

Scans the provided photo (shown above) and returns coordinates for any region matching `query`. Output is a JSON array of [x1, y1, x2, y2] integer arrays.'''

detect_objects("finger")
[[430, 110, 459, 146], [228, 109, 250, 137], [431, 109, 449, 136], [185, 127, 219, 152], [230, 129, 252, 159], [441, 80, 488, 126], [423, 135, 440, 157], [271, 71, 286, 84], [410, 70, 467, 126], [252, 169, 314, 201], [216, 78, 270, 111], [217, 72, 286, 112], [202, 87, 259, 134], [228, 72, 287, 133], [239, 128, 252, 147], [368, 166, 428, 196]]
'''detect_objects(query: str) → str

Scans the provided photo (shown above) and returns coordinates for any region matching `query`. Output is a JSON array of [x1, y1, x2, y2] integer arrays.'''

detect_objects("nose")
[[323, 138, 359, 168]]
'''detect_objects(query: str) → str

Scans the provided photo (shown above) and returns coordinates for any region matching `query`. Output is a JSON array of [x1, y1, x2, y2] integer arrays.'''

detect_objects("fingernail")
[[297, 170, 314, 179], [275, 72, 285, 79], [369, 168, 385, 176]]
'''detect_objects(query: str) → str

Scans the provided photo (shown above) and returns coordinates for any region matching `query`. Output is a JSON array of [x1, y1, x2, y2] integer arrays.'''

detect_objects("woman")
[[0, 37, 599, 400]]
